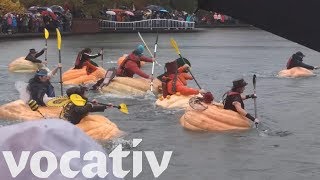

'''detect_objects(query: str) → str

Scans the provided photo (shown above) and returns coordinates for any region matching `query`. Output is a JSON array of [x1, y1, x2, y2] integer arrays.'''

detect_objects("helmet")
[[136, 45, 144, 55]]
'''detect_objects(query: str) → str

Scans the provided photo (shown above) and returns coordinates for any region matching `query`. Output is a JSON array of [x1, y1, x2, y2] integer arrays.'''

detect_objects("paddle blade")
[[253, 74, 256, 89], [56, 28, 61, 50], [119, 103, 128, 114], [46, 96, 70, 107], [44, 28, 49, 39], [170, 38, 181, 55], [28, 100, 39, 111], [70, 94, 86, 106]]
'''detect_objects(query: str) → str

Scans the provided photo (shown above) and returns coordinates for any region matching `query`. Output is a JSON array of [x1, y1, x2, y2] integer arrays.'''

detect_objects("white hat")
[[0, 119, 120, 179]]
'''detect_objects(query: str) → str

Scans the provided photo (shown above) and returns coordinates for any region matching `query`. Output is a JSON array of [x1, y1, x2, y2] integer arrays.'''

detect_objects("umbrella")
[[146, 5, 166, 12], [106, 10, 116, 15], [160, 9, 169, 13], [143, 9, 152, 15], [125, 11, 134, 16], [28, 6, 48, 13], [111, 9, 126, 14], [41, 10, 57, 20], [28, 6, 39, 12], [50, 5, 65, 14], [46, 8, 53, 13]]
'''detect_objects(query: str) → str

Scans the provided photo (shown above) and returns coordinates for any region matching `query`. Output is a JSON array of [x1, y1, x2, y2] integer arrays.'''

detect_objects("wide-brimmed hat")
[[232, 78, 248, 89], [29, 48, 37, 54]]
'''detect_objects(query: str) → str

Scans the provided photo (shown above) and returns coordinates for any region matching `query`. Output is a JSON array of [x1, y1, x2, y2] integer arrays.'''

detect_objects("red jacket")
[[116, 53, 153, 78]]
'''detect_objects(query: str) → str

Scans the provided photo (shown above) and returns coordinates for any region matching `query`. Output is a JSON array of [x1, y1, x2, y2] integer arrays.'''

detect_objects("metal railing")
[[99, 19, 195, 30]]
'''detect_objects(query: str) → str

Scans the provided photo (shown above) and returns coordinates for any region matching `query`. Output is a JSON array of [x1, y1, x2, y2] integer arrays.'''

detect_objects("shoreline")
[[0, 25, 253, 40]]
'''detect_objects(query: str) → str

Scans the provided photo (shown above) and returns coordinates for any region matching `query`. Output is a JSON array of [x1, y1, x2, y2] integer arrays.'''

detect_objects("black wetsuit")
[[27, 77, 53, 106], [223, 91, 244, 112], [62, 102, 106, 125], [287, 54, 315, 70], [25, 49, 45, 63], [74, 52, 101, 69]]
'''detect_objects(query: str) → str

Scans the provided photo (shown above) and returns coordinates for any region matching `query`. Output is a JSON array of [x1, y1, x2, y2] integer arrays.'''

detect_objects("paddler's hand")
[[254, 118, 260, 125], [151, 58, 155, 62], [42, 48, 47, 51], [91, 99, 98, 105], [183, 64, 191, 70], [105, 103, 113, 108], [42, 61, 48, 65], [148, 76, 154, 80], [199, 89, 206, 94], [246, 94, 257, 99], [314, 66, 319, 70], [57, 63, 62, 68], [99, 49, 103, 55]]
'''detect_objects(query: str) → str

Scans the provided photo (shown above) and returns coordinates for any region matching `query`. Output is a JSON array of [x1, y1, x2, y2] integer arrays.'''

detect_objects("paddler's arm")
[[83, 52, 101, 59], [48, 63, 62, 77], [131, 64, 150, 79], [297, 61, 316, 70], [140, 56, 154, 63], [232, 102, 247, 116], [35, 48, 46, 58], [241, 94, 257, 100], [233, 102, 258, 123], [73, 103, 106, 114]]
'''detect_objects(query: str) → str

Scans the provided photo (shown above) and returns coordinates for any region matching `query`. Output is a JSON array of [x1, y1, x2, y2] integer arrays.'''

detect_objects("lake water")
[[1, 28, 320, 180]]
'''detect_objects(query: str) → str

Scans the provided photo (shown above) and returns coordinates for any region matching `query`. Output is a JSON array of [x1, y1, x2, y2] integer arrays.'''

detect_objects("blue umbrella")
[[160, 9, 169, 13], [50, 5, 65, 14], [146, 5, 167, 12]]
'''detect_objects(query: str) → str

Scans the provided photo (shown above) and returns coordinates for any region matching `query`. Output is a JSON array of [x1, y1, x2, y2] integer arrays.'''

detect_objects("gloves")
[[183, 64, 191, 71], [245, 113, 260, 125], [105, 103, 113, 108], [246, 94, 257, 99]]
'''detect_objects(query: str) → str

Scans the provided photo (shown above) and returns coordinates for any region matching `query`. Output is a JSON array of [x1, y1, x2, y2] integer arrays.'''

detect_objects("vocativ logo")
[[1, 139, 173, 179]]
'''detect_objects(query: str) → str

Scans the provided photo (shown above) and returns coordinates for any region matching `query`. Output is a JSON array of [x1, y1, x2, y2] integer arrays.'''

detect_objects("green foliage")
[[0, 0, 26, 14]]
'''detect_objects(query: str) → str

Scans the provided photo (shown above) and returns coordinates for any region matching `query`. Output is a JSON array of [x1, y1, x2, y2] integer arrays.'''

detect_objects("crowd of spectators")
[[0, 5, 240, 34], [99, 7, 237, 25], [0, 6, 72, 34], [99, 8, 197, 23]]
